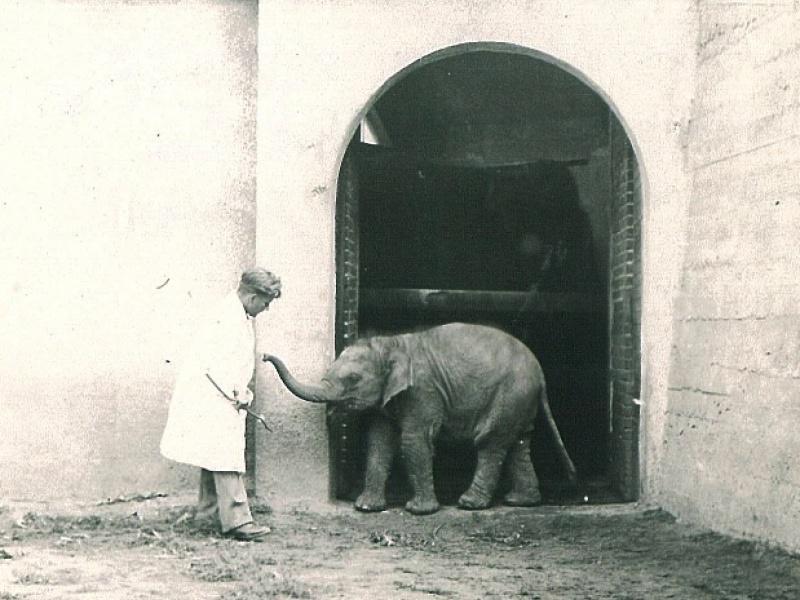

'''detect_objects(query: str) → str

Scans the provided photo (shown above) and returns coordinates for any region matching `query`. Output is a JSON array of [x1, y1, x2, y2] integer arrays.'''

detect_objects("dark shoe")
[[225, 522, 271, 542]]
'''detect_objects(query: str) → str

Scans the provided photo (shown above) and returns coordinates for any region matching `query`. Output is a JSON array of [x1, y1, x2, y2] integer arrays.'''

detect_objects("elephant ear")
[[375, 340, 413, 406]]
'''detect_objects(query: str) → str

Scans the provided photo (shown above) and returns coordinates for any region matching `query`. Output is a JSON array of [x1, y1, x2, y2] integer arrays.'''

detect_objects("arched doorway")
[[332, 46, 641, 505]]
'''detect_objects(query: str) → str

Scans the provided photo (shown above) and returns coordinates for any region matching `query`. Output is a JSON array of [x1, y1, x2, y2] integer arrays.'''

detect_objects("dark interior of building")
[[332, 49, 638, 506]]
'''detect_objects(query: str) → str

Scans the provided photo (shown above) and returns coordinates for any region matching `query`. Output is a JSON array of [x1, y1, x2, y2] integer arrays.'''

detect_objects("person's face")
[[244, 293, 274, 317]]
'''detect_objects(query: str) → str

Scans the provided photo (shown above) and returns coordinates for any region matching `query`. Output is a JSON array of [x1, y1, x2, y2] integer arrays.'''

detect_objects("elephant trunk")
[[263, 354, 335, 404]]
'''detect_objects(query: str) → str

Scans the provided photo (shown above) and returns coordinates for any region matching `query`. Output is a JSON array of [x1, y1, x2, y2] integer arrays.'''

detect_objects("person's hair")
[[240, 268, 282, 299]]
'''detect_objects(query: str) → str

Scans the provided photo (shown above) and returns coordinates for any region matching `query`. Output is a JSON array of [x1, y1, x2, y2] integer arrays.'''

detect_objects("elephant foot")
[[405, 497, 440, 515], [503, 489, 542, 507], [354, 493, 386, 512], [457, 490, 493, 511]]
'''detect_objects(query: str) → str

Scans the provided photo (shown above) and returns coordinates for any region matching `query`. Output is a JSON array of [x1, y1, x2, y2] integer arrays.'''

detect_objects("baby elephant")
[[264, 322, 576, 515]]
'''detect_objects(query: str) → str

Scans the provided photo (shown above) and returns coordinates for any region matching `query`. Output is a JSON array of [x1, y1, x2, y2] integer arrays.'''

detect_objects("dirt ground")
[[1, 494, 799, 600]]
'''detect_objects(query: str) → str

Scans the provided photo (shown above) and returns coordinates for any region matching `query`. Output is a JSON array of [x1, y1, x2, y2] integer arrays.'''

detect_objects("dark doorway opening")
[[332, 49, 641, 507]]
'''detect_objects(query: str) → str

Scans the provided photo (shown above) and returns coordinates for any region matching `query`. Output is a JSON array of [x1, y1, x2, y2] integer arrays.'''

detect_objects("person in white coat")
[[160, 267, 281, 541]]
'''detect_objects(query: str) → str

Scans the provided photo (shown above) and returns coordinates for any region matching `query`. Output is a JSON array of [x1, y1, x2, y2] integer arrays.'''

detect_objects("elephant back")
[[423, 322, 541, 382]]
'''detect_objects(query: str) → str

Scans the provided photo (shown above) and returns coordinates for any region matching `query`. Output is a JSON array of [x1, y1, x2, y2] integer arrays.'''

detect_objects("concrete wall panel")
[[662, 1, 800, 551], [0, 0, 258, 500]]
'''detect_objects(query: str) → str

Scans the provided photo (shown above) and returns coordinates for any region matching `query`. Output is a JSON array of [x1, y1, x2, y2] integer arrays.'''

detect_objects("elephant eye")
[[345, 372, 362, 385]]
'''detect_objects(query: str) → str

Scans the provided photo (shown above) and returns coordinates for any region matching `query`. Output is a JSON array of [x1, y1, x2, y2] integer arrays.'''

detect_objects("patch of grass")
[[18, 512, 105, 534], [13, 569, 52, 585], [250, 501, 273, 516], [395, 581, 456, 596], [231, 569, 316, 599], [466, 522, 543, 548], [50, 568, 82, 585], [517, 583, 545, 599], [368, 528, 442, 550], [190, 550, 277, 582], [190, 553, 244, 582], [16, 506, 231, 549]]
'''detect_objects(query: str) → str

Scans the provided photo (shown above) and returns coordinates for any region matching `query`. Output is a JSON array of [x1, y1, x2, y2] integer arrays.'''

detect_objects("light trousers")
[[196, 469, 253, 533]]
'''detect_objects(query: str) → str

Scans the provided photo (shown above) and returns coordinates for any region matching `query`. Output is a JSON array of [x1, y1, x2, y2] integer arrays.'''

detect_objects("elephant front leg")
[[458, 444, 507, 510], [401, 430, 440, 515], [355, 416, 398, 512], [503, 436, 542, 507]]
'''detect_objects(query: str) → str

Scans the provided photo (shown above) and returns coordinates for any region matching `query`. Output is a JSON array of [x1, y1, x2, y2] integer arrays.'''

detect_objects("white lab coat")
[[160, 291, 255, 472]]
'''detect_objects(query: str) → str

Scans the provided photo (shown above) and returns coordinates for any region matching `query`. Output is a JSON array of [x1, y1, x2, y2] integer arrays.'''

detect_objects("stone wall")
[[661, 2, 800, 551]]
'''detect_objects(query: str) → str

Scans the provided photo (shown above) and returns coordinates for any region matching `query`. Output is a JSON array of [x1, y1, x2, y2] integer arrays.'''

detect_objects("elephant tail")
[[540, 388, 578, 485]]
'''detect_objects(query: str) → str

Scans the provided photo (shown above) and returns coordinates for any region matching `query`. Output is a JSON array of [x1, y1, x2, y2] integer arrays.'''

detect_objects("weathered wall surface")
[[661, 3, 800, 550], [4, 0, 797, 555], [255, 0, 696, 508], [0, 1, 258, 499]]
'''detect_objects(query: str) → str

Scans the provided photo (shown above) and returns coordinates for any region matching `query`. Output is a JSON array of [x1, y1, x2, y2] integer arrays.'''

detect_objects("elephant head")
[[263, 337, 413, 411]]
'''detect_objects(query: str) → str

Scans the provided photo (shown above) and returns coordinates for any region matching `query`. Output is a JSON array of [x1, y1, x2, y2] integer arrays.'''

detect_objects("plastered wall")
[[0, 1, 258, 499], [661, 2, 800, 551], [254, 0, 697, 509]]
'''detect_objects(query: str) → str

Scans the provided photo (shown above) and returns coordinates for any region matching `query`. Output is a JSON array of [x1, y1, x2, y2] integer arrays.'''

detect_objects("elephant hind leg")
[[503, 436, 542, 507]]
